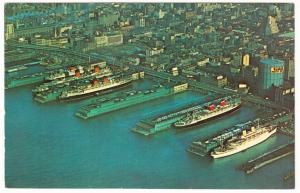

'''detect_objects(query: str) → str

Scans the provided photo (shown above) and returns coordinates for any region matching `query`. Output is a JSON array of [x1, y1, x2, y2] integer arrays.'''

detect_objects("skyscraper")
[[259, 58, 284, 95]]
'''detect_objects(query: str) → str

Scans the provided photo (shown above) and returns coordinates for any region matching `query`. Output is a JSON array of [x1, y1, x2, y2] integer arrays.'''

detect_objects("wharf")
[[32, 68, 113, 93], [8, 43, 291, 112], [188, 112, 293, 156], [33, 71, 140, 103], [34, 77, 133, 103], [6, 65, 28, 73], [278, 127, 294, 137], [34, 82, 92, 103], [131, 65, 288, 111], [188, 121, 254, 156], [34, 92, 61, 103], [130, 65, 232, 95], [132, 93, 223, 136], [76, 83, 188, 119], [238, 143, 294, 174], [5, 57, 108, 89], [5, 72, 46, 89], [34, 80, 81, 103], [276, 115, 294, 137]]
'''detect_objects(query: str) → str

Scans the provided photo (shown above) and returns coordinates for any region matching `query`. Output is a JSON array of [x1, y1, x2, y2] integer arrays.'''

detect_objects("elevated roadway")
[[8, 42, 288, 111]]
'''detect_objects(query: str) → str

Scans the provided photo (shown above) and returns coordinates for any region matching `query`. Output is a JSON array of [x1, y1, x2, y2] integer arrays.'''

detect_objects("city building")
[[5, 24, 15, 40], [259, 58, 284, 96], [94, 32, 123, 47], [265, 15, 279, 36], [32, 36, 69, 48]]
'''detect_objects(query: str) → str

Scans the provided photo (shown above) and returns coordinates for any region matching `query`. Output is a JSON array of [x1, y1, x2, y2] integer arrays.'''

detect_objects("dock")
[[132, 94, 230, 136], [238, 143, 294, 174], [76, 83, 188, 119], [6, 65, 28, 73], [188, 112, 293, 156], [187, 120, 254, 156], [33, 70, 140, 103], [130, 64, 289, 111], [5, 72, 46, 89]]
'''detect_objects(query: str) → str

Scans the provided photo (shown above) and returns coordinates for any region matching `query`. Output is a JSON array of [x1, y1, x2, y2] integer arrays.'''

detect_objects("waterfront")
[[5, 80, 294, 188]]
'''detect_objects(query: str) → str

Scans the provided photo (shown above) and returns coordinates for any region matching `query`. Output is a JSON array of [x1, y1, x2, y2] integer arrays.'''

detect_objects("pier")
[[187, 121, 255, 156], [238, 143, 294, 174], [76, 83, 188, 119], [5, 72, 46, 89], [188, 112, 293, 156], [132, 94, 230, 136]]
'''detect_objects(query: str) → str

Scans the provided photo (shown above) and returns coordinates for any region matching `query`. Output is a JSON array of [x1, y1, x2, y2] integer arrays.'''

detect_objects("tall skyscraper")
[[259, 58, 284, 95]]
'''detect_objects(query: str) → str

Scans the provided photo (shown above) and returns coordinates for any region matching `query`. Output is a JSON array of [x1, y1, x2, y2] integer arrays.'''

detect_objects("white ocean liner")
[[211, 125, 277, 158], [59, 76, 132, 100], [174, 96, 241, 128]]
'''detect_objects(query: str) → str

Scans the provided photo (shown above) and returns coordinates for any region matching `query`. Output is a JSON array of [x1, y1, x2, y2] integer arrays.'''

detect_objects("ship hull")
[[211, 129, 277, 159], [59, 80, 132, 101], [174, 104, 241, 129]]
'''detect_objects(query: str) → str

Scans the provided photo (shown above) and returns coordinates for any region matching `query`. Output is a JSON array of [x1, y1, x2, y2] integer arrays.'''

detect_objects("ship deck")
[[132, 94, 222, 136], [188, 112, 293, 156]]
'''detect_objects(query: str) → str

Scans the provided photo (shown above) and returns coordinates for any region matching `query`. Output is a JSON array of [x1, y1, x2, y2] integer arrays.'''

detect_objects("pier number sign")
[[271, 67, 284, 73]]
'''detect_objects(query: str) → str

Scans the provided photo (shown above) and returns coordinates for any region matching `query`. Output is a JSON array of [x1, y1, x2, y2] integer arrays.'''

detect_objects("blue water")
[[5, 79, 294, 188]]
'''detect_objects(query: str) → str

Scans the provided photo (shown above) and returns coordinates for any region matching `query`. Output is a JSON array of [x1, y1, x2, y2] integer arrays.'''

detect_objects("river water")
[[5, 79, 294, 188]]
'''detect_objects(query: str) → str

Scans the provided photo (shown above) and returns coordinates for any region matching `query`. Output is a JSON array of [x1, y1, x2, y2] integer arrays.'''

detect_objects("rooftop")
[[260, 58, 284, 66]]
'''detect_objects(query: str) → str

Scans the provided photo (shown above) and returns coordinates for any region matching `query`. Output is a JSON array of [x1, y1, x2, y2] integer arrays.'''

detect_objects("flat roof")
[[278, 32, 294, 39], [260, 58, 284, 66]]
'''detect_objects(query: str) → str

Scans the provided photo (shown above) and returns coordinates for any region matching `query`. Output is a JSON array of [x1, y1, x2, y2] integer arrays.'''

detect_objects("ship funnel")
[[251, 126, 256, 132], [220, 100, 226, 106], [91, 79, 99, 86], [103, 77, 110, 84], [208, 104, 215, 111], [94, 65, 101, 73], [69, 66, 76, 71], [75, 69, 81, 77]]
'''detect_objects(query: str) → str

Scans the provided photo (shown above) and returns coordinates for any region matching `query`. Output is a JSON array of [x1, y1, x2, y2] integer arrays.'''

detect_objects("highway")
[[8, 42, 288, 111], [130, 65, 289, 111]]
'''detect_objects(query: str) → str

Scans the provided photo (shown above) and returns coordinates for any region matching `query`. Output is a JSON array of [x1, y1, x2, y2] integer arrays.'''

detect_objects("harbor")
[[5, 43, 295, 188], [5, 3, 294, 189], [5, 84, 293, 188]]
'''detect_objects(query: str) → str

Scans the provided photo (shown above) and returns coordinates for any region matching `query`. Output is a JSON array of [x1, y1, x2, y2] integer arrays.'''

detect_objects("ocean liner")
[[174, 96, 241, 128], [211, 124, 277, 158], [59, 75, 132, 100]]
